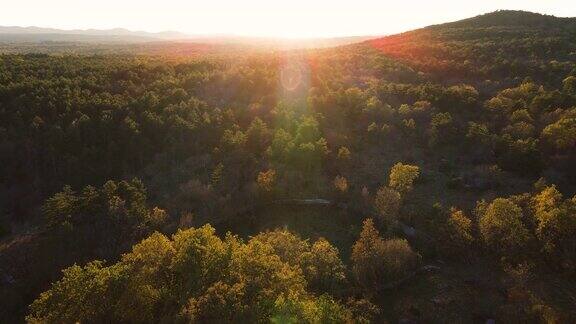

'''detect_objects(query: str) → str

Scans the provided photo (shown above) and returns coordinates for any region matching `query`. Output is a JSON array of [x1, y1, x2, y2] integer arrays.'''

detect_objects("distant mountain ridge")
[[0, 26, 186, 40], [0, 25, 376, 48]]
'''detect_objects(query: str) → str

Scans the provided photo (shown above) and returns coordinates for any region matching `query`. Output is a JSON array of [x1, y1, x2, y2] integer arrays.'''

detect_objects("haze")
[[2, 0, 576, 38]]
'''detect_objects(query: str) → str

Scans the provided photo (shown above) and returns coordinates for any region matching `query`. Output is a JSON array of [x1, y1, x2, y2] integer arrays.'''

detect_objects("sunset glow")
[[2, 0, 576, 38]]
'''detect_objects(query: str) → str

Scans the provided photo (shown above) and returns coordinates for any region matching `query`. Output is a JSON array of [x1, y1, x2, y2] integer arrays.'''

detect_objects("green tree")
[[429, 112, 455, 145], [246, 117, 271, 154]]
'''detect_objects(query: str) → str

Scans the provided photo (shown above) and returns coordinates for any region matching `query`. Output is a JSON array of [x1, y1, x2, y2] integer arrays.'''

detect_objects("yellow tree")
[[389, 163, 420, 195], [479, 198, 531, 259], [257, 169, 276, 192], [333, 175, 349, 193], [337, 146, 351, 161], [531, 185, 576, 271]]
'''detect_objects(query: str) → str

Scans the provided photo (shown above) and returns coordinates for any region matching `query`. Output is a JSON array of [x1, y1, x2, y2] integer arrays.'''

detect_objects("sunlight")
[[2, 0, 574, 38]]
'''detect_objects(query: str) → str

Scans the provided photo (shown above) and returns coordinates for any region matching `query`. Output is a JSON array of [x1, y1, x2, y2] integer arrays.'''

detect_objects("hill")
[[442, 10, 576, 29], [368, 10, 576, 86]]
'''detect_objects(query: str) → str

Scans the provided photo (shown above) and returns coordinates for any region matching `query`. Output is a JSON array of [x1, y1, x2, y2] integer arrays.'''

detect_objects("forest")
[[1, 10, 576, 323]]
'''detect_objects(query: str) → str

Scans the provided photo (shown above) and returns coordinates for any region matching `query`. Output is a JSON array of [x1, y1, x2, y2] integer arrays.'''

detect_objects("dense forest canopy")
[[1, 10, 576, 323]]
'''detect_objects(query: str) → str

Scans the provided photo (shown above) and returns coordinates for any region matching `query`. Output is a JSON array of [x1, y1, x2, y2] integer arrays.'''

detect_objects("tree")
[[503, 122, 535, 140], [351, 219, 419, 289], [389, 163, 420, 195], [303, 238, 346, 295], [183, 281, 247, 323], [447, 208, 473, 246], [496, 136, 543, 175], [429, 112, 456, 145], [293, 139, 328, 172], [257, 169, 276, 192], [251, 230, 310, 267], [271, 294, 353, 324], [115, 232, 176, 322], [563, 76, 576, 95], [43, 185, 77, 229], [542, 117, 576, 151], [146, 207, 168, 229], [211, 163, 224, 186], [531, 185, 576, 271], [352, 219, 384, 288], [252, 230, 346, 295], [27, 261, 118, 323], [333, 175, 348, 193], [374, 186, 401, 226], [479, 198, 531, 259], [42, 178, 158, 243], [267, 129, 294, 163], [345, 298, 381, 324], [246, 117, 271, 154], [294, 116, 321, 144], [510, 109, 533, 123], [377, 238, 420, 282], [29, 225, 352, 323], [337, 146, 351, 161], [438, 207, 474, 258], [222, 127, 247, 148], [466, 122, 493, 147]]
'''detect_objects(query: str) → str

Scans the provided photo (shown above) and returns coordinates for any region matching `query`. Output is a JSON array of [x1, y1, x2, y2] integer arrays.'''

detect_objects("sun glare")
[[2, 0, 575, 38]]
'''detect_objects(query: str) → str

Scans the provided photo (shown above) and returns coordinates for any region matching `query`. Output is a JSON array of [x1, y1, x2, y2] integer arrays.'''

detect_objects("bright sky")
[[2, 0, 576, 38]]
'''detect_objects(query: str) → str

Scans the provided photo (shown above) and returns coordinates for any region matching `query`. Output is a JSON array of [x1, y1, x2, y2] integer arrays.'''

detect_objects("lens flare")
[[280, 60, 304, 91]]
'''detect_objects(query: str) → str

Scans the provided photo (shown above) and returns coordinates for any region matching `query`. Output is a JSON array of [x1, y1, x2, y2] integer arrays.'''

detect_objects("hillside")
[[369, 10, 576, 86], [1, 10, 576, 323], [442, 10, 576, 29]]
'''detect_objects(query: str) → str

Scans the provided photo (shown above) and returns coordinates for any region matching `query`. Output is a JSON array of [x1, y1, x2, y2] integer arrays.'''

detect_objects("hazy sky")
[[2, 0, 576, 38]]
